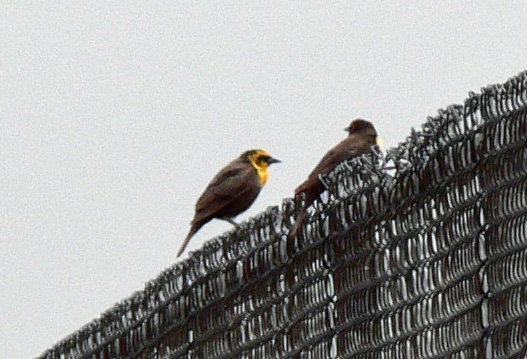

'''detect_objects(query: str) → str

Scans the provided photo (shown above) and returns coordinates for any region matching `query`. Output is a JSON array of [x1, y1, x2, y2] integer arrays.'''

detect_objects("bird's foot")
[[219, 217, 241, 229]]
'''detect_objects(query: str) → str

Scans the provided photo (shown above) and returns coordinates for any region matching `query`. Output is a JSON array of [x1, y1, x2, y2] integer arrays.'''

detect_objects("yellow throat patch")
[[248, 150, 271, 185]]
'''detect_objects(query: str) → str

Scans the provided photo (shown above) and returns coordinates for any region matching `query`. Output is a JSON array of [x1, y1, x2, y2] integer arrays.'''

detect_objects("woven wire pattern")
[[39, 71, 527, 359]]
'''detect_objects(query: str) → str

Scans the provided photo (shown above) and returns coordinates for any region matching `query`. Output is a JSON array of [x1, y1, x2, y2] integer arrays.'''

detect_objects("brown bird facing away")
[[177, 149, 281, 257], [289, 119, 381, 237]]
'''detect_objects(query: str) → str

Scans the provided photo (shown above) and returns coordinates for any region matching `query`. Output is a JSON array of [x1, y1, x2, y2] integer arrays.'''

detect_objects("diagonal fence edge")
[[38, 70, 527, 359]]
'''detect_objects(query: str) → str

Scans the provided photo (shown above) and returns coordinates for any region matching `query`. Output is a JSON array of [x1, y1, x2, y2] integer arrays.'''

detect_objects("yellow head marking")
[[247, 150, 272, 185], [376, 137, 384, 149]]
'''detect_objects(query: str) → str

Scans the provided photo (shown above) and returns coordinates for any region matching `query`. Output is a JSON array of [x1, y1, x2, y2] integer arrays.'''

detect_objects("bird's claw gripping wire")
[[220, 217, 241, 229]]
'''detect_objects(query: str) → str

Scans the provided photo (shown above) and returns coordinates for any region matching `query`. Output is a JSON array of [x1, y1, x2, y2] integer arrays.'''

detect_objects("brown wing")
[[192, 159, 261, 224], [295, 133, 373, 195]]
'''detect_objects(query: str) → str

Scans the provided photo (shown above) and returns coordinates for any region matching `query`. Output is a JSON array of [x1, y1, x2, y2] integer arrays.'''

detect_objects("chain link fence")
[[39, 71, 527, 359]]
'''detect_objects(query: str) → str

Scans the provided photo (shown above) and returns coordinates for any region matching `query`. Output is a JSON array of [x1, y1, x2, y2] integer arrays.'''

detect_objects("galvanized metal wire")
[[39, 71, 527, 359]]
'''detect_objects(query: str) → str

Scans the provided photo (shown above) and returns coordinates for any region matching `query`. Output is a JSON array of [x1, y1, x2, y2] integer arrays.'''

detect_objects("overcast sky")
[[1, 2, 526, 358]]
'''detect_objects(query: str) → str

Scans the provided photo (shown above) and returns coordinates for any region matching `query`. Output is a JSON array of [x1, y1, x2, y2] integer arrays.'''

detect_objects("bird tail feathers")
[[177, 221, 205, 258], [288, 207, 307, 239]]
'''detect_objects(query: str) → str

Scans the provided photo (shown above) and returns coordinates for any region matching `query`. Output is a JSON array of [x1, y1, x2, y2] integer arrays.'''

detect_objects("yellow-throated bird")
[[289, 119, 381, 237], [177, 149, 281, 257]]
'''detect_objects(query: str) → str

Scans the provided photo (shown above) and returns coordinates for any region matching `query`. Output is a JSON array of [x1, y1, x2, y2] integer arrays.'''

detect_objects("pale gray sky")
[[1, 2, 526, 358]]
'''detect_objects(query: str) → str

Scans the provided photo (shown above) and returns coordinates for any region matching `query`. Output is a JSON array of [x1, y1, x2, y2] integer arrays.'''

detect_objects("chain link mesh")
[[39, 71, 527, 359]]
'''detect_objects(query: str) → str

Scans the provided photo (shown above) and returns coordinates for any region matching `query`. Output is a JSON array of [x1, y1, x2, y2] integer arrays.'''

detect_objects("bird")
[[177, 149, 281, 257], [289, 119, 380, 237]]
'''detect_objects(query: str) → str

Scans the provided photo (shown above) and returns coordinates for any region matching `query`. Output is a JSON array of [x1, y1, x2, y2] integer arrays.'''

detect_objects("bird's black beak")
[[343, 126, 350, 132], [268, 157, 281, 165]]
